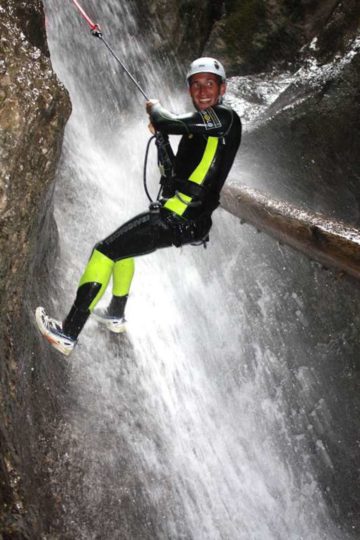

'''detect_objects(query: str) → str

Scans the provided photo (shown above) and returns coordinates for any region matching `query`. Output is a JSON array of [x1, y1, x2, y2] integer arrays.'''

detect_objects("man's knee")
[[94, 240, 113, 260]]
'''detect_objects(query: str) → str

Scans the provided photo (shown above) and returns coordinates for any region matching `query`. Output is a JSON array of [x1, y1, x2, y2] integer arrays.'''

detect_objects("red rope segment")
[[71, 0, 100, 31]]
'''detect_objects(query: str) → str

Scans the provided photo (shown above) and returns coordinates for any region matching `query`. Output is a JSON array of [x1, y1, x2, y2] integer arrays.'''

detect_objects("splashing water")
[[41, 1, 355, 538]]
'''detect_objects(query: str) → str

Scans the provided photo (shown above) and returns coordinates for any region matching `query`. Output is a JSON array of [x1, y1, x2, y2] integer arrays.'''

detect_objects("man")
[[36, 57, 242, 356]]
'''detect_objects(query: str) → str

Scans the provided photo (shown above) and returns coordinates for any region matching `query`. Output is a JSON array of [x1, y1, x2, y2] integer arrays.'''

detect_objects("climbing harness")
[[142, 135, 205, 209]]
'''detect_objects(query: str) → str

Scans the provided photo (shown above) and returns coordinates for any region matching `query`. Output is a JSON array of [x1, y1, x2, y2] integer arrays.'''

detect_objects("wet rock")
[[221, 184, 360, 280], [0, 0, 71, 535], [135, 0, 360, 79], [133, 0, 223, 69], [237, 43, 360, 224], [205, 0, 360, 75]]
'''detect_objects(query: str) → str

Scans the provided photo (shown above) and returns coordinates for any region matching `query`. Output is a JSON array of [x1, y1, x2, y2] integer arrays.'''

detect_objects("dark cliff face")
[[136, 0, 360, 77], [0, 0, 71, 536], [236, 44, 360, 224], [205, 0, 360, 74], [132, 0, 223, 78], [190, 0, 360, 224]]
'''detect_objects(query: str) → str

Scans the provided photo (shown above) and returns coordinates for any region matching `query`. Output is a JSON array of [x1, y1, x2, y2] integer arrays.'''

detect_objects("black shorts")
[[95, 208, 212, 261]]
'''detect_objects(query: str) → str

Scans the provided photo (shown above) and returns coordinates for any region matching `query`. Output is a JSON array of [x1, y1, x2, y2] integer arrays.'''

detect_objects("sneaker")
[[35, 307, 76, 356], [92, 308, 127, 334]]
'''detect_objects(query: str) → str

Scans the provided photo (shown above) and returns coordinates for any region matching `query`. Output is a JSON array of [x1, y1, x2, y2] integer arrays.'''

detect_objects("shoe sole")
[[92, 312, 126, 334], [35, 307, 74, 357]]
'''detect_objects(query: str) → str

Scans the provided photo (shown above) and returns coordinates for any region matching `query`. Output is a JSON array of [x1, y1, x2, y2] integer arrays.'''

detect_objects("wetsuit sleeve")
[[156, 133, 175, 166], [150, 103, 234, 137]]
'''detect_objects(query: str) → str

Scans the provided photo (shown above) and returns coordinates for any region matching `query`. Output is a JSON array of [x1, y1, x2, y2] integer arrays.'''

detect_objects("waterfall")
[[40, 1, 355, 538]]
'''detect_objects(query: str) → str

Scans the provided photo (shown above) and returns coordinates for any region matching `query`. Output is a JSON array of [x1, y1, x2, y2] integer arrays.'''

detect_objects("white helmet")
[[186, 57, 226, 84]]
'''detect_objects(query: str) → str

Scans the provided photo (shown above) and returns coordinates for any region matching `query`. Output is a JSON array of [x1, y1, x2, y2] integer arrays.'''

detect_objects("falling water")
[[40, 1, 358, 538]]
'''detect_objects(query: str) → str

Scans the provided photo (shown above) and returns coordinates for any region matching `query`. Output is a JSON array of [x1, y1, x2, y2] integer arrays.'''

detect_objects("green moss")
[[224, 0, 268, 57]]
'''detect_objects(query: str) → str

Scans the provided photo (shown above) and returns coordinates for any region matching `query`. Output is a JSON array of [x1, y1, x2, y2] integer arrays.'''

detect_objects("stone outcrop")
[[221, 184, 360, 280], [237, 42, 360, 225], [0, 0, 71, 535], [205, 0, 360, 74]]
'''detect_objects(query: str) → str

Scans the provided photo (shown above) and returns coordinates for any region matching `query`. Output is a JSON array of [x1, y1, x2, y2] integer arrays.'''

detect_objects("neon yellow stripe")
[[164, 136, 218, 216], [112, 258, 135, 296], [79, 249, 114, 311], [164, 192, 191, 215], [189, 136, 218, 184]]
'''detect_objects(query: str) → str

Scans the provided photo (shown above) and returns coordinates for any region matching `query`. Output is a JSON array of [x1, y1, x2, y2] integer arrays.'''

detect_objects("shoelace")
[[43, 313, 62, 333]]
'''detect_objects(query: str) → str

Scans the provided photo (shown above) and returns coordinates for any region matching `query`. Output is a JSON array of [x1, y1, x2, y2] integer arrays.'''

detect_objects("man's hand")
[[146, 99, 159, 134], [146, 99, 159, 115], [148, 122, 156, 134]]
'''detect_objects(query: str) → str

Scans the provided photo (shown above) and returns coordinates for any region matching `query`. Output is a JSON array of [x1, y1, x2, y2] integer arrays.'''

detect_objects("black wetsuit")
[[62, 103, 242, 339], [96, 103, 242, 255]]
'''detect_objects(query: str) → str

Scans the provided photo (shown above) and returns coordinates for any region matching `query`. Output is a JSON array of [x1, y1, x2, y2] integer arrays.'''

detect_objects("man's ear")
[[220, 82, 227, 97]]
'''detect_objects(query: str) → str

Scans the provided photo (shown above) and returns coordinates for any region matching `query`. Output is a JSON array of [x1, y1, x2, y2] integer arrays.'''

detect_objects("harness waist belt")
[[174, 178, 204, 199]]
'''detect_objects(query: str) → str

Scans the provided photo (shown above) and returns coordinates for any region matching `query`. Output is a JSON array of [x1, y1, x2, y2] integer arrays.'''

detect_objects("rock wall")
[[133, 0, 223, 68], [0, 0, 71, 536], [236, 36, 360, 224], [205, 0, 360, 74], [138, 0, 360, 76]]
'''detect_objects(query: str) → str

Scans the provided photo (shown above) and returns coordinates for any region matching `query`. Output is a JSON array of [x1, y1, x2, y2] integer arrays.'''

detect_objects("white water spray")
[[42, 1, 347, 538]]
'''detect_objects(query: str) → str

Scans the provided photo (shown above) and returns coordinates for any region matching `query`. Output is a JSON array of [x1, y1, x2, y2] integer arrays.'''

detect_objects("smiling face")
[[189, 72, 226, 111]]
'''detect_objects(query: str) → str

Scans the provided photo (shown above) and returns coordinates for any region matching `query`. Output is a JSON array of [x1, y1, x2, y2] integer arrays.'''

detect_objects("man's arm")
[[147, 101, 234, 137]]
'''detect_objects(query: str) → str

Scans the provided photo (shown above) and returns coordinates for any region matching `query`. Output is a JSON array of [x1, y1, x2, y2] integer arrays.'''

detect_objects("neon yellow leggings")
[[78, 249, 135, 312]]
